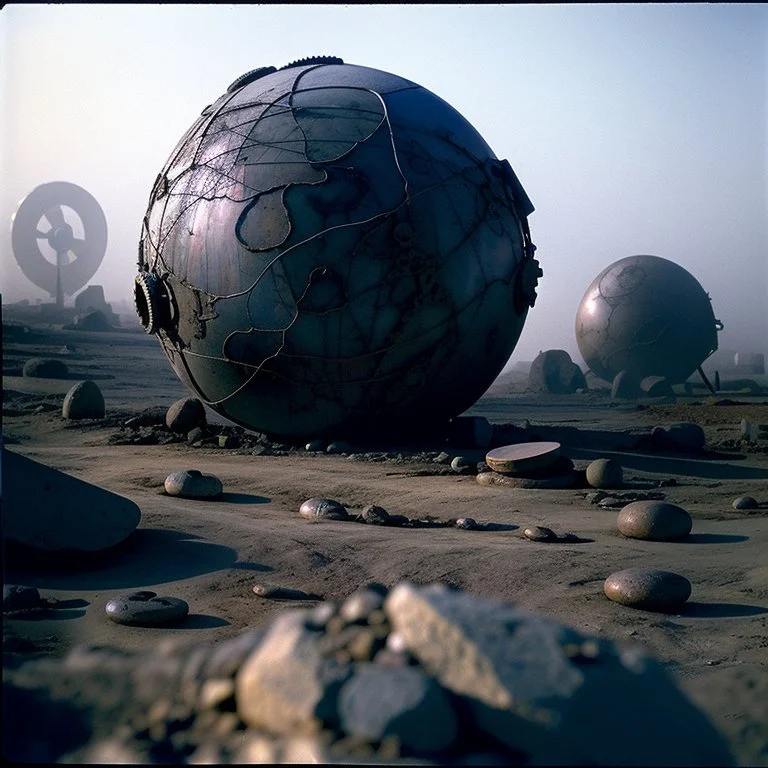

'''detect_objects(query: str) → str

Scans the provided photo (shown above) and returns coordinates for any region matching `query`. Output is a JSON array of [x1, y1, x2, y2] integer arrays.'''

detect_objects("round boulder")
[[166, 397, 207, 434], [523, 525, 556, 542], [23, 357, 68, 379], [3, 584, 41, 612], [585, 458, 623, 489], [604, 568, 692, 611], [732, 495, 758, 510], [640, 376, 675, 398], [611, 370, 641, 400], [528, 350, 586, 394], [164, 469, 223, 499], [617, 501, 692, 541], [62, 380, 105, 419], [299, 498, 349, 520]]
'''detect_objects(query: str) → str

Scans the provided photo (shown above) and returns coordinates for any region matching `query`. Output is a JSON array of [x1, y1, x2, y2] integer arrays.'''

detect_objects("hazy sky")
[[1, 3, 766, 367]]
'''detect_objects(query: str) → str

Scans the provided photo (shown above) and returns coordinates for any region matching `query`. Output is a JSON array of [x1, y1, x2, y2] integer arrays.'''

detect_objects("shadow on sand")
[[566, 447, 768, 480], [219, 492, 271, 504], [4, 528, 272, 590], [681, 533, 750, 544], [678, 602, 768, 619]]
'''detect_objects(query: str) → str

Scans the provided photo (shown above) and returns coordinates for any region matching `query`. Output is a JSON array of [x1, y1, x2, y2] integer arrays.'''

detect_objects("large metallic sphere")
[[575, 254, 721, 384], [136, 57, 541, 440]]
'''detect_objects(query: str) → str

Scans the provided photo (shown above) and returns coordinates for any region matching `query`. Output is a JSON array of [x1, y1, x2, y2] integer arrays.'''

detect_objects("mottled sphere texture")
[[136, 58, 540, 440], [575, 255, 720, 384], [164, 469, 223, 499], [617, 501, 692, 541], [585, 458, 623, 489], [604, 568, 692, 611]]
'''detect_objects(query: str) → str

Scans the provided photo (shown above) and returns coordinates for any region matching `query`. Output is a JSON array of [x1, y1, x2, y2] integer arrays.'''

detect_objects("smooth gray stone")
[[384, 582, 731, 766], [611, 370, 641, 400], [732, 495, 759, 510], [604, 568, 692, 611], [23, 357, 69, 379], [523, 525, 556, 542], [617, 500, 692, 541], [361, 504, 390, 525], [585, 458, 623, 489], [3, 584, 41, 611], [326, 440, 354, 454], [62, 380, 106, 419], [298, 498, 349, 520], [528, 349, 586, 394], [165, 397, 206, 434], [336, 663, 459, 753], [105, 591, 189, 626], [164, 469, 222, 499], [2, 448, 141, 552], [450, 456, 473, 474]]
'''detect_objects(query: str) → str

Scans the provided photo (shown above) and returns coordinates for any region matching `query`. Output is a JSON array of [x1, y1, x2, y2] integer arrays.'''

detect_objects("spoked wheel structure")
[[11, 181, 107, 305]]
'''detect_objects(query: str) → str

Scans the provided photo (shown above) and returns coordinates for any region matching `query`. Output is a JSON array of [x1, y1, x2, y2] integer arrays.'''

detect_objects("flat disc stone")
[[299, 497, 349, 520], [476, 457, 578, 489], [617, 501, 692, 541], [485, 442, 561, 475], [106, 590, 189, 626], [164, 469, 223, 499], [604, 568, 692, 611]]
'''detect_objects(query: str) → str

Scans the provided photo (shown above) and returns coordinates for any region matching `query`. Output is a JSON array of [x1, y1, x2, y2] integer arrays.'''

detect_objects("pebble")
[[523, 526, 557, 542], [164, 470, 223, 499], [732, 495, 759, 510], [252, 585, 317, 601], [298, 498, 349, 520], [23, 357, 69, 378], [433, 452, 451, 464], [585, 458, 623, 489], [450, 456, 474, 474], [603, 568, 692, 611], [455, 517, 478, 530], [106, 590, 189, 626], [62, 380, 106, 419], [166, 397, 207, 434], [3, 584, 41, 611], [617, 501, 692, 541], [361, 505, 390, 525], [187, 427, 205, 444], [326, 440, 354, 454]]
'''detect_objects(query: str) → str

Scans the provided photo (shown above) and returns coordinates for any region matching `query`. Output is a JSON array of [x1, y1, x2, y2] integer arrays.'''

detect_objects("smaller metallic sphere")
[[575, 254, 722, 384]]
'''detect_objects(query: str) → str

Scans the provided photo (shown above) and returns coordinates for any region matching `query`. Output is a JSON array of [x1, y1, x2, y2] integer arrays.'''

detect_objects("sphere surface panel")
[[138, 61, 538, 439], [574, 255, 719, 384]]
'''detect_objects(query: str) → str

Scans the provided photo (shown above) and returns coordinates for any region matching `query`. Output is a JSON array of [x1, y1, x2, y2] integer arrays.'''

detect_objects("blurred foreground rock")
[[2, 582, 733, 765]]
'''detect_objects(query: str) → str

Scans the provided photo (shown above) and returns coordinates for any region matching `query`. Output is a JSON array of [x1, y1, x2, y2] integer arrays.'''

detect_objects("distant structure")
[[135, 57, 541, 441], [11, 181, 107, 307], [575, 254, 722, 386]]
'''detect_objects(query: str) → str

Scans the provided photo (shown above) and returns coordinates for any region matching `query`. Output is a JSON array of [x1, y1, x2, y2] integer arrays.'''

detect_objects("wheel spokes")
[[44, 205, 67, 229]]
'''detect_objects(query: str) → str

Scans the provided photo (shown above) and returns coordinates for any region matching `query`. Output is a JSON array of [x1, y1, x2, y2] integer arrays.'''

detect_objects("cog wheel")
[[226, 66, 278, 93], [280, 56, 344, 70]]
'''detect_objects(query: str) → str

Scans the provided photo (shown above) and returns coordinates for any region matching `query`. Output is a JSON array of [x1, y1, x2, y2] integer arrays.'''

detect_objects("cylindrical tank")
[[575, 254, 721, 384], [135, 57, 541, 440]]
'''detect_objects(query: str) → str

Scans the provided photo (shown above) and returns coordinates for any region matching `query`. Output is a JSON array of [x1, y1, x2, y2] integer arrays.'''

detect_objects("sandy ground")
[[3, 315, 768, 765]]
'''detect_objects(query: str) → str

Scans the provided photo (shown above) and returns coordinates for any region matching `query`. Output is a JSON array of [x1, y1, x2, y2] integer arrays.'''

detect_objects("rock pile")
[[2, 582, 733, 765]]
